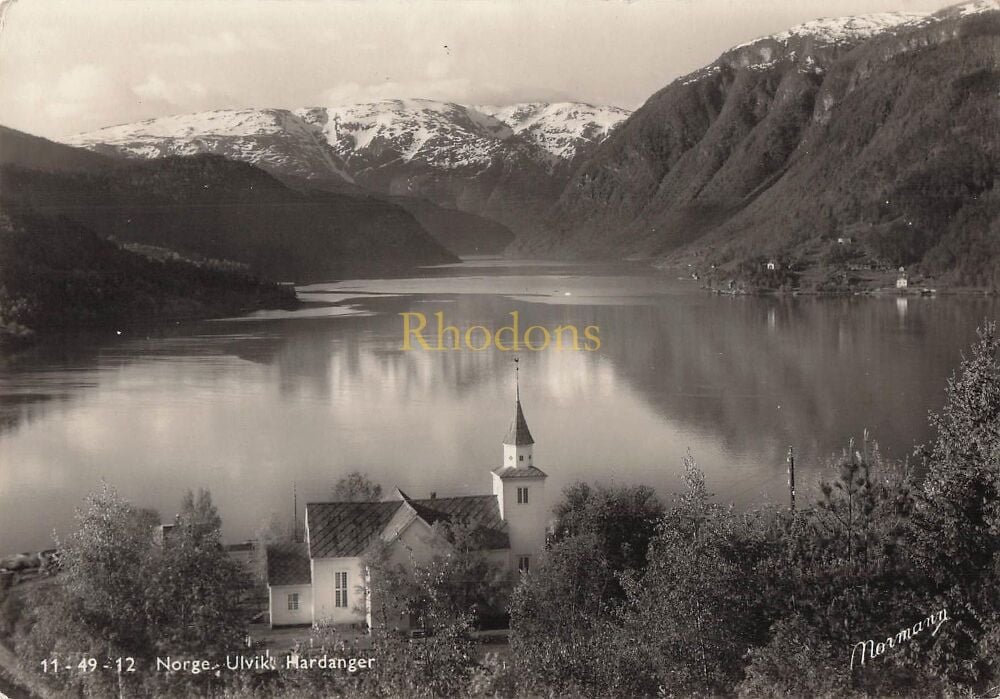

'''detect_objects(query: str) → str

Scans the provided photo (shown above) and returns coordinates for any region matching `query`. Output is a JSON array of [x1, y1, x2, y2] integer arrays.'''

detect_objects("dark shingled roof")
[[504, 399, 534, 446], [307, 501, 400, 559], [266, 542, 311, 586], [307, 495, 509, 558], [493, 464, 548, 479]]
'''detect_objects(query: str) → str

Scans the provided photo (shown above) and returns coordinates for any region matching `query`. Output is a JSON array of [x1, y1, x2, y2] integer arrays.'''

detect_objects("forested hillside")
[[537, 5, 1000, 288], [0, 127, 457, 283], [0, 209, 296, 348]]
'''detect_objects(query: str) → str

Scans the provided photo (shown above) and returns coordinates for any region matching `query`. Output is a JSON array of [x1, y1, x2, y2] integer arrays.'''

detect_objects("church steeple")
[[504, 358, 534, 447], [502, 358, 535, 467]]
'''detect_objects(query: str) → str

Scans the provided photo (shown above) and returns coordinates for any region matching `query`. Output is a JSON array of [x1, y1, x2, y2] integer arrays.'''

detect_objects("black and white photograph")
[[0, 0, 998, 696]]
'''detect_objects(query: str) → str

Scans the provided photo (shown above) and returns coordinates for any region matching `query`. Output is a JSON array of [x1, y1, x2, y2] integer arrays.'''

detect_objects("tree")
[[551, 480, 665, 597], [908, 321, 1000, 691], [355, 521, 494, 697], [507, 478, 667, 696], [175, 488, 223, 547], [621, 457, 775, 696], [17, 483, 156, 697], [144, 489, 249, 662], [362, 519, 511, 632], [739, 440, 927, 697], [509, 532, 644, 696], [18, 486, 250, 697], [333, 471, 383, 502], [407, 520, 512, 628]]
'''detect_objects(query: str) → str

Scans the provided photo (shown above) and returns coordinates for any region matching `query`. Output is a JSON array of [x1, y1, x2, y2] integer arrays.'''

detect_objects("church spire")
[[515, 355, 520, 403], [504, 357, 534, 447]]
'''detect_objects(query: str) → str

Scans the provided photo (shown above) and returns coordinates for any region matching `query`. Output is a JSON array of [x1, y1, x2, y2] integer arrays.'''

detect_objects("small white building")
[[897, 267, 908, 289], [766, 260, 777, 271], [266, 382, 548, 629]]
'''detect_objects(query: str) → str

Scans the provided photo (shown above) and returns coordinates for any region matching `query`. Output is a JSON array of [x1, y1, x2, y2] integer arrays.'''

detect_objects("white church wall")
[[312, 556, 367, 627]]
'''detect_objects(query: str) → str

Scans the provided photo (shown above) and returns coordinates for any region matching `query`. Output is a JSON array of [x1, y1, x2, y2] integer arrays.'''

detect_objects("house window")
[[335, 571, 348, 608], [287, 593, 299, 611], [518, 556, 530, 573], [519, 455, 524, 461], [517, 487, 528, 504]]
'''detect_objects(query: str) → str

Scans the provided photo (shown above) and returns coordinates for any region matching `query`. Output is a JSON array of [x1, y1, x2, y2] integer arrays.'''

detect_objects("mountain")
[[0, 208, 297, 348], [0, 124, 118, 173], [66, 100, 630, 245], [66, 109, 351, 190], [535, 1, 1000, 288], [1, 126, 457, 282]]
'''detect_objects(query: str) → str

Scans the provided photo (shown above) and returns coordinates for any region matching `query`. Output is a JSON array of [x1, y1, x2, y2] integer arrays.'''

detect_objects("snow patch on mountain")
[[301, 99, 506, 169], [475, 102, 630, 161], [732, 12, 930, 52], [952, 0, 1000, 16], [67, 108, 354, 182], [296, 99, 629, 170]]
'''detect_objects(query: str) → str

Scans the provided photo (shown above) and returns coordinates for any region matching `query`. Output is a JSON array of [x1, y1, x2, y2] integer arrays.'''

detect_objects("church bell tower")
[[492, 358, 547, 572]]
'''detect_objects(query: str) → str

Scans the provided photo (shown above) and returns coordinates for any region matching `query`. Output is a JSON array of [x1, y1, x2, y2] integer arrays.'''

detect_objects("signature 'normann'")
[[850, 609, 949, 670]]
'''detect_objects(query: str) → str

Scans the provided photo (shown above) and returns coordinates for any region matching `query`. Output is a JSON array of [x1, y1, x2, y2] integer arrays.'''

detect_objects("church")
[[265, 376, 548, 628]]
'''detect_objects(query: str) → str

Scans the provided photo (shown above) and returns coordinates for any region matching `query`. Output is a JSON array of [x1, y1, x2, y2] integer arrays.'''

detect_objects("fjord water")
[[1, 260, 996, 553]]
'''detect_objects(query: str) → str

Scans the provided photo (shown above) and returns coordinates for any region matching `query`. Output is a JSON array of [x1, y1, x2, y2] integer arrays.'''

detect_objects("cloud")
[[425, 55, 452, 80], [143, 30, 281, 58], [16, 64, 120, 122], [318, 78, 476, 106], [317, 78, 577, 109], [132, 74, 209, 106]]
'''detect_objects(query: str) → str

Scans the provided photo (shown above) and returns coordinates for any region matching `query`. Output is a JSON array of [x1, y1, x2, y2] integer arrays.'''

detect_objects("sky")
[[0, 0, 956, 140]]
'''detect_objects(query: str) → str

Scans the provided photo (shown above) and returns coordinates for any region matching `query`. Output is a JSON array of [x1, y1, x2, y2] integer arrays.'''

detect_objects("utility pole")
[[787, 446, 796, 513], [292, 481, 299, 542]]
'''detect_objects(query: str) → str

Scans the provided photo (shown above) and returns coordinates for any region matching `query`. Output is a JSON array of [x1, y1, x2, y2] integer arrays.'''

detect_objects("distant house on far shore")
[[766, 260, 777, 271], [897, 267, 909, 289], [837, 237, 853, 245]]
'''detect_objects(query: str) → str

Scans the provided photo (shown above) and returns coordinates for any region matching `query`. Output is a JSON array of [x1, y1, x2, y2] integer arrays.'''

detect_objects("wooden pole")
[[787, 446, 796, 512], [292, 481, 299, 542]]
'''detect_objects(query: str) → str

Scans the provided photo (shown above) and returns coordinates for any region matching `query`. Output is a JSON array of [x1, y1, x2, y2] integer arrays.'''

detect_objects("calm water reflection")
[[1, 261, 996, 552]]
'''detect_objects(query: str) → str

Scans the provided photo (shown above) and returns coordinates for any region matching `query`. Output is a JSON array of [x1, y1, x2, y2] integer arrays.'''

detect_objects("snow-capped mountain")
[[68, 100, 628, 180], [731, 12, 930, 52], [539, 0, 1000, 289], [67, 108, 352, 185], [674, 0, 999, 81], [67, 99, 630, 239], [475, 102, 631, 163]]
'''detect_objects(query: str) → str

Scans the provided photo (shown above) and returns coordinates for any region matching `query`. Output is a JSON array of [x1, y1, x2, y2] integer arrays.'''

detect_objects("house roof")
[[503, 398, 534, 446], [306, 495, 509, 558], [307, 501, 400, 559], [493, 464, 548, 479], [266, 542, 311, 586]]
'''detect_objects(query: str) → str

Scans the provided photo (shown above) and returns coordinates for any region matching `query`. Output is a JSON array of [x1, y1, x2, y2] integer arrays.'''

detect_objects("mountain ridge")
[[530, 0, 1000, 288], [1, 126, 458, 282], [65, 100, 630, 246]]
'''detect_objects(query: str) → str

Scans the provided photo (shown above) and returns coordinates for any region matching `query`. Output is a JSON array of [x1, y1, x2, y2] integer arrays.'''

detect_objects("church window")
[[517, 487, 528, 504], [335, 571, 349, 608]]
